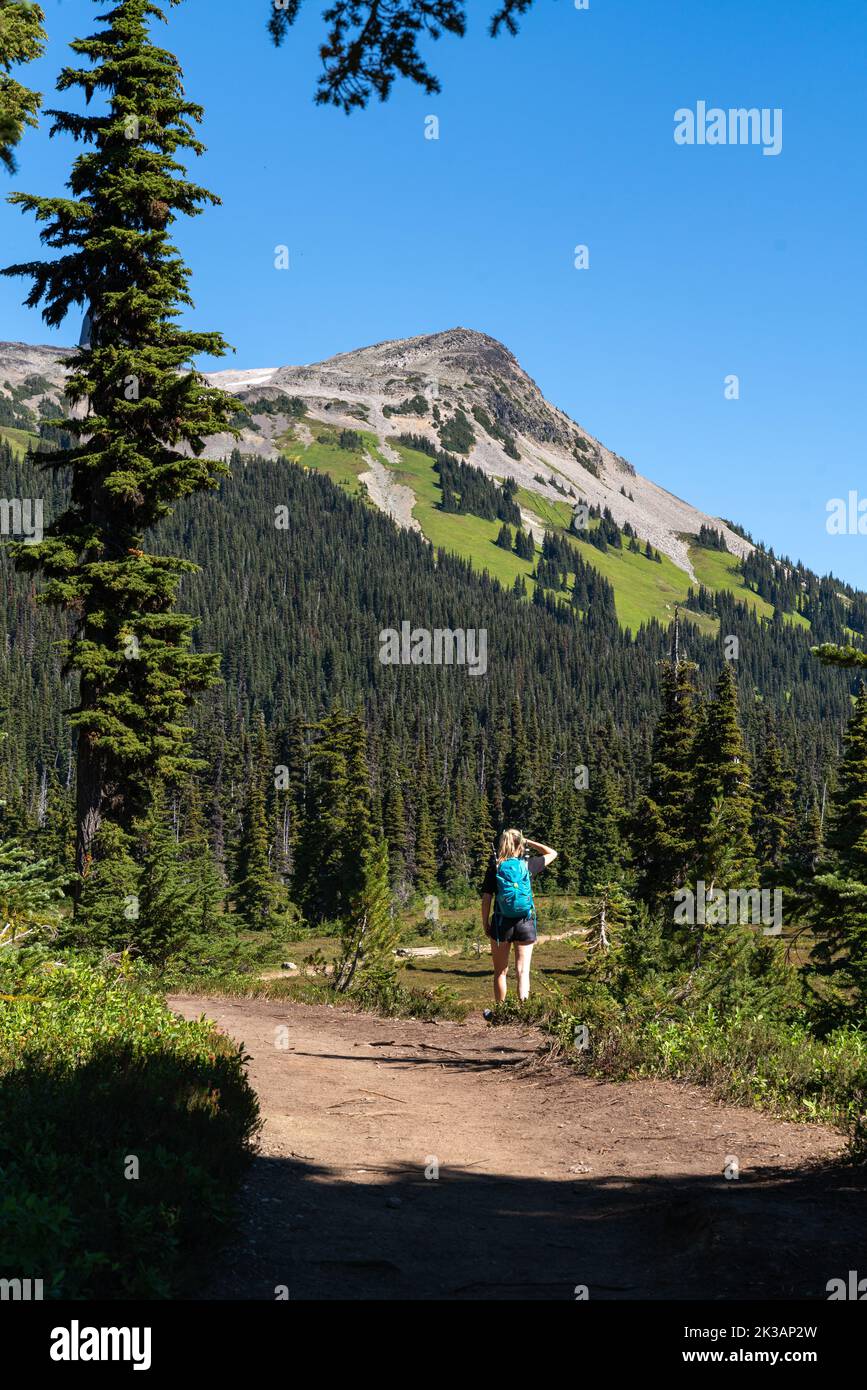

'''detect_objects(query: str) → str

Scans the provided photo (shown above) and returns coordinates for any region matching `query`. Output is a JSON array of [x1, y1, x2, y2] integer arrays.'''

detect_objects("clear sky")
[[2, 0, 865, 584]]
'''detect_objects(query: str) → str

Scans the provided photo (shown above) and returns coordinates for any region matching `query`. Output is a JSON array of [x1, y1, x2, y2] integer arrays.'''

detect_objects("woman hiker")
[[480, 828, 558, 1008]]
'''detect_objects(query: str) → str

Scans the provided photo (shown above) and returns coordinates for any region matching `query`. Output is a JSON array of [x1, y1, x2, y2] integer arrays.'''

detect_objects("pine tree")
[[381, 747, 408, 887], [752, 710, 796, 878], [804, 684, 867, 1014], [580, 769, 624, 892], [634, 641, 699, 910], [472, 790, 495, 881], [135, 786, 200, 964], [292, 704, 374, 923], [788, 793, 823, 881], [690, 663, 757, 889], [3, 0, 238, 882], [182, 779, 224, 934], [333, 840, 398, 993], [557, 784, 584, 893], [584, 875, 632, 959], [235, 717, 276, 929], [413, 786, 437, 891], [495, 522, 512, 550], [278, 711, 307, 875], [0, 0, 46, 172], [0, 838, 65, 948], [502, 698, 535, 829], [73, 820, 139, 950], [343, 706, 375, 890]]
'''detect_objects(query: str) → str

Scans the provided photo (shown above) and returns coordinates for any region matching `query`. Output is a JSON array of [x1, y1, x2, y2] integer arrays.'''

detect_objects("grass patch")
[[389, 442, 535, 587], [688, 545, 810, 630], [175, 968, 470, 1022], [0, 425, 39, 457], [278, 418, 375, 494]]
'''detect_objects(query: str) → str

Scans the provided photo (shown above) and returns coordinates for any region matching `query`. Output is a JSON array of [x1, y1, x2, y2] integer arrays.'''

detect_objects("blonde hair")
[[496, 828, 525, 862]]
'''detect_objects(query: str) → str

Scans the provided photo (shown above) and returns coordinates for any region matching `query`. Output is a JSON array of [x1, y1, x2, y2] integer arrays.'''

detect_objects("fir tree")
[[580, 769, 623, 892], [502, 698, 535, 829], [0, 0, 46, 172], [343, 706, 375, 886], [333, 840, 398, 994], [634, 639, 698, 910], [752, 709, 795, 878], [690, 663, 757, 889], [788, 793, 823, 881], [413, 785, 437, 891], [3, 0, 238, 881], [182, 779, 224, 934], [804, 683, 867, 1014], [134, 785, 200, 964], [292, 704, 374, 923], [235, 718, 276, 929], [73, 819, 139, 949], [0, 837, 65, 948], [381, 747, 408, 887], [472, 789, 496, 881], [584, 874, 632, 959]]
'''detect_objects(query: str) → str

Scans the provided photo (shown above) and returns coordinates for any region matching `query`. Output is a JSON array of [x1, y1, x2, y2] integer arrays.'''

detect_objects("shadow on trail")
[[195, 1149, 867, 1301], [288, 1047, 530, 1072]]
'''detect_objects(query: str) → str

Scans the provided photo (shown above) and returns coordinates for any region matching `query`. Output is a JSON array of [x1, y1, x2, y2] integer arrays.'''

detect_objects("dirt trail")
[[170, 995, 865, 1301]]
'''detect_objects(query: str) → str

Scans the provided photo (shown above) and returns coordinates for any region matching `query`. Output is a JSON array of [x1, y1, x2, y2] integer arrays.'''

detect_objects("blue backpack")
[[495, 856, 535, 920]]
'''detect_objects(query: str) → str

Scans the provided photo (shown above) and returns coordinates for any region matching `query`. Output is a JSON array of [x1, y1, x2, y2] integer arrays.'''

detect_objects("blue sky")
[[2, 0, 865, 584]]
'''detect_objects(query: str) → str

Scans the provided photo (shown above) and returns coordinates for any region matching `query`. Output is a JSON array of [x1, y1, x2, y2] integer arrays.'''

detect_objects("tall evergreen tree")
[[381, 746, 408, 887], [333, 840, 398, 994], [502, 698, 535, 829], [182, 778, 224, 934], [3, 0, 238, 882], [580, 768, 624, 893], [634, 638, 699, 910], [472, 789, 495, 880], [135, 784, 200, 964], [788, 793, 823, 882], [235, 717, 275, 929], [804, 683, 867, 1015], [752, 709, 796, 879], [413, 784, 437, 892], [292, 704, 374, 923], [690, 663, 757, 889]]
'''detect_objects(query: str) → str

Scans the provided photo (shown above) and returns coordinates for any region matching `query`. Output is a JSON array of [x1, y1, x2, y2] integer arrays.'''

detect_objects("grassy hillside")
[[0, 425, 39, 457], [688, 544, 810, 630], [279, 425, 809, 637]]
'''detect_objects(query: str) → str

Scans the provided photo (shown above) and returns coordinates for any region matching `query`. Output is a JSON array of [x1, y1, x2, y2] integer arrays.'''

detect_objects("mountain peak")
[[308, 325, 521, 383], [0, 330, 750, 578]]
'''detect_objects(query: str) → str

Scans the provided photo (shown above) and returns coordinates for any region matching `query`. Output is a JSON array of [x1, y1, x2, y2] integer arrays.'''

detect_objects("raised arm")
[[525, 838, 558, 867]]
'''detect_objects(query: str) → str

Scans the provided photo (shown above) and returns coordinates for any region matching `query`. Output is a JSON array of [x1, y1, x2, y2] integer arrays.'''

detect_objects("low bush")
[[0, 954, 259, 1297], [542, 987, 867, 1151]]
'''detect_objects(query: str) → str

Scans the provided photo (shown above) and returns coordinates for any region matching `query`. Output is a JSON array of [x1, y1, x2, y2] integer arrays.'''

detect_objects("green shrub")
[[0, 955, 259, 1297], [544, 985, 867, 1150], [438, 409, 475, 455]]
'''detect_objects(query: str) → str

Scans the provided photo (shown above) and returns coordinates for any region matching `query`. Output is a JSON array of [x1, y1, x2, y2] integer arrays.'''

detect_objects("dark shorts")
[[489, 915, 537, 945]]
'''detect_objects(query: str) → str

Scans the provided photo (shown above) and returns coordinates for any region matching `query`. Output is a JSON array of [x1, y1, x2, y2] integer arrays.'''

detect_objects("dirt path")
[[170, 995, 865, 1301]]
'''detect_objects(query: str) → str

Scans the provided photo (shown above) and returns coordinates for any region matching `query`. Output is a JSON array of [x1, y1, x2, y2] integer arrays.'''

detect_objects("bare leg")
[[514, 942, 534, 1001], [490, 939, 511, 1002]]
